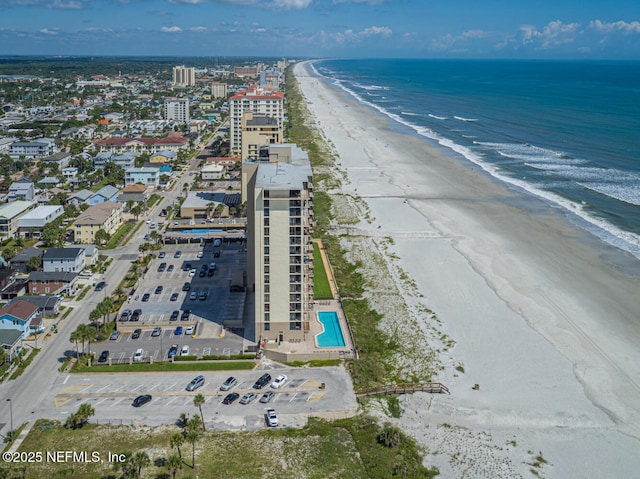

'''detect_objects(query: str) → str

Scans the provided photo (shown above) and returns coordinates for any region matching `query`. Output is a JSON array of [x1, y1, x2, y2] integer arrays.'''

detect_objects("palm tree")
[[81, 324, 96, 357], [76, 403, 95, 427], [131, 450, 150, 479], [377, 423, 402, 448], [170, 432, 184, 460], [193, 393, 206, 431], [186, 415, 202, 468], [165, 452, 182, 479], [69, 329, 81, 358]]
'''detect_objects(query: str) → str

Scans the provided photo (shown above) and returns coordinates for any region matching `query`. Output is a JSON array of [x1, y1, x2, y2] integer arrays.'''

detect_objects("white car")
[[185, 325, 194, 335], [180, 345, 191, 356], [196, 251, 204, 258], [145, 218, 151, 224], [271, 374, 288, 389], [189, 269, 196, 277], [266, 409, 278, 427], [133, 348, 144, 362]]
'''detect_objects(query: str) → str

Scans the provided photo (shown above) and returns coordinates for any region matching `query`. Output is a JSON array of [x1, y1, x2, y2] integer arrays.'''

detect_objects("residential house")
[[180, 191, 227, 219], [17, 205, 64, 238], [8, 138, 57, 159], [113, 153, 136, 169], [8, 178, 35, 201], [118, 184, 148, 204], [150, 150, 177, 163], [9, 246, 43, 273], [0, 329, 23, 363], [93, 152, 114, 169], [18, 294, 62, 318], [67, 189, 93, 206], [88, 185, 119, 205], [28, 271, 78, 296], [79, 244, 99, 266], [0, 299, 40, 339], [42, 247, 85, 273], [201, 163, 225, 180], [72, 201, 123, 244], [0, 200, 37, 238], [62, 167, 78, 185], [93, 132, 188, 154], [42, 152, 71, 170], [37, 177, 62, 189], [124, 167, 160, 188]]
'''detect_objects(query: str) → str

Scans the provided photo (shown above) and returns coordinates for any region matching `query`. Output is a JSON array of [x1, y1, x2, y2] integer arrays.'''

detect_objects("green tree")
[[1, 246, 16, 263], [94, 229, 110, 247], [377, 423, 402, 448], [69, 329, 81, 358], [131, 450, 150, 479], [165, 452, 182, 479], [27, 255, 41, 272], [41, 221, 66, 247], [130, 203, 142, 220], [170, 432, 184, 460], [193, 393, 206, 431]]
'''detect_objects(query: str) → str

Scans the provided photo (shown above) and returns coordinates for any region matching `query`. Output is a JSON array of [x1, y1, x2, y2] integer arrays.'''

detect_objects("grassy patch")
[[286, 359, 341, 367], [9, 348, 41, 380], [312, 242, 333, 299], [104, 221, 135, 249], [9, 415, 437, 479]]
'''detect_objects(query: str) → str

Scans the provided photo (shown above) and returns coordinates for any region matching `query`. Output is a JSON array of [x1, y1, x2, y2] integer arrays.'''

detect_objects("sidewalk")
[[6, 420, 35, 453]]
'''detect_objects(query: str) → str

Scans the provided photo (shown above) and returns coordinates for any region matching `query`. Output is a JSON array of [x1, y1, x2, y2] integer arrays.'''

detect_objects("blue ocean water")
[[312, 59, 640, 260]]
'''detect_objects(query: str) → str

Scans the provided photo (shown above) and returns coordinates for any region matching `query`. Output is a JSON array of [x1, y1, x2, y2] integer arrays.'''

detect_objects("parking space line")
[[288, 393, 298, 402]]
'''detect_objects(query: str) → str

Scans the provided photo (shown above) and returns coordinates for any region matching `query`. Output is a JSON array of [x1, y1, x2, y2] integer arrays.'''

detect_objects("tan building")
[[0, 200, 37, 238], [241, 112, 282, 161], [172, 66, 195, 87], [211, 81, 228, 99], [72, 201, 124, 244], [229, 86, 284, 156], [246, 145, 314, 342]]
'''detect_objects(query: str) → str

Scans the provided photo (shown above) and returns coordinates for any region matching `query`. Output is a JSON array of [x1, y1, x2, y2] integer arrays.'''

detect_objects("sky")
[[0, 0, 639, 59]]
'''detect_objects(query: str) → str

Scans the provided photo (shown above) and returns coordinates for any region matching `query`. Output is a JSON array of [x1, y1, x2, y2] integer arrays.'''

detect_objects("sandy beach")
[[295, 61, 640, 478]]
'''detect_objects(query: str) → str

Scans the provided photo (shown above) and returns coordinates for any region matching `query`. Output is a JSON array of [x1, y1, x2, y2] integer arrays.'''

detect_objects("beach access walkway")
[[356, 383, 450, 397]]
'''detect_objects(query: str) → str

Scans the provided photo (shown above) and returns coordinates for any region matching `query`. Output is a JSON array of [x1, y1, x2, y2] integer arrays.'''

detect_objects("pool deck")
[[262, 300, 356, 360]]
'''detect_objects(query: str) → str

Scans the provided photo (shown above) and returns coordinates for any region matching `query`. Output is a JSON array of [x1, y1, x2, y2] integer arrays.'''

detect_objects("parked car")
[[207, 269, 214, 277], [182, 282, 191, 291], [158, 251, 166, 258], [185, 325, 194, 335], [174, 250, 182, 258], [132, 329, 142, 339], [109, 330, 120, 340], [174, 326, 183, 335], [265, 409, 278, 427], [119, 309, 131, 322], [186, 375, 205, 391], [181, 310, 191, 321], [259, 391, 275, 403], [222, 393, 239, 405], [197, 251, 204, 259], [170, 310, 180, 321], [133, 348, 144, 362], [253, 373, 272, 389], [189, 291, 197, 300], [180, 345, 190, 356], [131, 309, 142, 321], [151, 327, 161, 337], [209, 262, 217, 270], [198, 270, 206, 277], [158, 262, 166, 272], [167, 265, 174, 272], [95, 281, 106, 292], [132, 394, 152, 407], [170, 293, 179, 301], [189, 269, 197, 277], [168, 344, 178, 358], [98, 350, 109, 363], [240, 392, 256, 405], [154, 286, 163, 294], [271, 374, 288, 389], [198, 290, 207, 300], [220, 377, 238, 391], [141, 293, 150, 302]]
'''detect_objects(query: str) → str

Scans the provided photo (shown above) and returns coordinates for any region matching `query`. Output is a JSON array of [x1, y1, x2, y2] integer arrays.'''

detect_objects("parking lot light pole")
[[6, 398, 12, 443]]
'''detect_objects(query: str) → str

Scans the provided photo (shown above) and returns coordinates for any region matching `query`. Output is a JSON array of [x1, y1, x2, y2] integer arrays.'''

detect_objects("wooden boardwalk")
[[356, 382, 450, 397]]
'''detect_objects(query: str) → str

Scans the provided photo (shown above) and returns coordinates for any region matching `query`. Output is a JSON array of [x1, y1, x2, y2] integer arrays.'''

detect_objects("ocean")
[[311, 59, 640, 261]]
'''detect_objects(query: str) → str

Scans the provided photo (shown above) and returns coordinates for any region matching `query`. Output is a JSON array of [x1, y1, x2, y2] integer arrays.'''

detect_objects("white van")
[[133, 348, 144, 362]]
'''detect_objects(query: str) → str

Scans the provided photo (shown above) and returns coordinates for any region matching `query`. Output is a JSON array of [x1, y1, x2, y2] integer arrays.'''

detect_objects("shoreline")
[[295, 60, 640, 477]]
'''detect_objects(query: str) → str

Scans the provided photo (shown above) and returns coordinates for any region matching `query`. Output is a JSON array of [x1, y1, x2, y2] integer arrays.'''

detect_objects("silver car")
[[220, 377, 238, 391]]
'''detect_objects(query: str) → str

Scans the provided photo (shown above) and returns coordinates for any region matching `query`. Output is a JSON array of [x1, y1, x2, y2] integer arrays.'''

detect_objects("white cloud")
[[39, 27, 58, 35], [161, 26, 183, 33], [188, 26, 208, 32], [271, 0, 312, 7], [589, 20, 640, 34], [4, 0, 83, 7], [324, 25, 392, 45]]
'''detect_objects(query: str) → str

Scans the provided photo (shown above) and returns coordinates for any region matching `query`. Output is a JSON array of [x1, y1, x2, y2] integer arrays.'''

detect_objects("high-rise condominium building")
[[172, 66, 195, 87], [211, 81, 228, 99], [246, 144, 314, 343], [241, 112, 282, 161], [164, 97, 190, 124], [229, 86, 284, 156]]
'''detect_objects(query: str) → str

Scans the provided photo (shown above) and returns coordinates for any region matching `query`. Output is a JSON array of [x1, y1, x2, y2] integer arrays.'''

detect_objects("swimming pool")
[[316, 311, 346, 348], [179, 229, 224, 234]]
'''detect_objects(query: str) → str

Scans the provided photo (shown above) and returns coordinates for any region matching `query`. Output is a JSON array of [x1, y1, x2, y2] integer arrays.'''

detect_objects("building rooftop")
[[43, 247, 84, 260], [18, 205, 63, 220], [0, 200, 36, 219], [255, 161, 312, 191], [74, 201, 121, 225], [0, 299, 38, 321]]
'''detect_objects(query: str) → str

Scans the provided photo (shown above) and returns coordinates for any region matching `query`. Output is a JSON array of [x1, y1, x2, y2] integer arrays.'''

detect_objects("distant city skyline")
[[0, 0, 639, 59]]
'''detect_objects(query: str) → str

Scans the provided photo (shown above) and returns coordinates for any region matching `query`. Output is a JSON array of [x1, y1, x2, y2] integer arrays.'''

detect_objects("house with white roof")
[[8, 178, 35, 201], [0, 200, 37, 238], [125, 167, 160, 188], [17, 205, 64, 238]]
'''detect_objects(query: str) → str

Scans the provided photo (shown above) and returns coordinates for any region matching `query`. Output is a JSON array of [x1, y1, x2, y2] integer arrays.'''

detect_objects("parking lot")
[[107, 241, 247, 362], [50, 367, 357, 430]]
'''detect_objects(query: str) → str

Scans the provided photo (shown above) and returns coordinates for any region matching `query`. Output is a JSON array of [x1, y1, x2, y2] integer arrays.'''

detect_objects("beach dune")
[[295, 61, 640, 478]]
